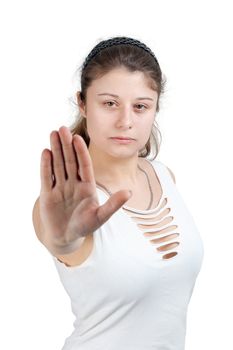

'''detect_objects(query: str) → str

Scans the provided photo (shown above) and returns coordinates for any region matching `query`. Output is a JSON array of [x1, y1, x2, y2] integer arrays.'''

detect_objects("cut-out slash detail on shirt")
[[122, 197, 180, 260]]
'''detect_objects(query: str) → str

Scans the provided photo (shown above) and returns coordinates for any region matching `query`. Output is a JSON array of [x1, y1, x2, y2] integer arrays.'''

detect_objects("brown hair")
[[69, 37, 167, 160]]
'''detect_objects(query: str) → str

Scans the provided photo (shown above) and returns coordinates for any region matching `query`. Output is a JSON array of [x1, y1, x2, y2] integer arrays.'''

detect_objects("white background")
[[0, 0, 232, 349]]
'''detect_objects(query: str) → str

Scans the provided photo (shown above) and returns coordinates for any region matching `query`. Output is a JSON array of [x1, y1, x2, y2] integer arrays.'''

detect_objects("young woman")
[[32, 36, 204, 350]]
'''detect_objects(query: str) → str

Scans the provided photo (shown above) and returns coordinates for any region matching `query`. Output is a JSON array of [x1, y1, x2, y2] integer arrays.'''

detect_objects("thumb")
[[96, 189, 132, 225]]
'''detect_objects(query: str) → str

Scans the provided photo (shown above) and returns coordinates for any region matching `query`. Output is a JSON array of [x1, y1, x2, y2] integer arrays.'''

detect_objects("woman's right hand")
[[39, 126, 132, 254]]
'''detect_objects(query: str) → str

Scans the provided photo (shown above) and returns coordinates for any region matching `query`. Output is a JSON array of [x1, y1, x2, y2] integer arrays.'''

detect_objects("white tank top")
[[52, 159, 204, 350]]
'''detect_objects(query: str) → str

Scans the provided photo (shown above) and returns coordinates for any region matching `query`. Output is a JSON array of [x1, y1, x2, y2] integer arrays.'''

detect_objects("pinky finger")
[[40, 149, 54, 193]]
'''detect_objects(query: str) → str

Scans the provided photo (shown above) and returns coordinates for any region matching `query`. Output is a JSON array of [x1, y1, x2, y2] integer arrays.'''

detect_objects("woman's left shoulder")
[[141, 158, 176, 184], [165, 165, 176, 184], [151, 159, 176, 184]]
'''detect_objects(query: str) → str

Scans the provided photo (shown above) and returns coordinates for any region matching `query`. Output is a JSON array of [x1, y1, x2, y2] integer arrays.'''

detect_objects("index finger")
[[73, 134, 96, 185]]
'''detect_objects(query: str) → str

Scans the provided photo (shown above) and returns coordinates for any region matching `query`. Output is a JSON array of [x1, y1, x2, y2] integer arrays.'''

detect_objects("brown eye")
[[136, 104, 147, 110], [104, 101, 115, 107]]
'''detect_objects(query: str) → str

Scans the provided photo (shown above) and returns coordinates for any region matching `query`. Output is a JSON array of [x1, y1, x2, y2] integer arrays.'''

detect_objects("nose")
[[115, 105, 133, 129]]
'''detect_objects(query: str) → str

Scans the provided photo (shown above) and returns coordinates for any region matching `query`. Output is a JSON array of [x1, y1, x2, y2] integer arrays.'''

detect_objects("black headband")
[[82, 36, 159, 70]]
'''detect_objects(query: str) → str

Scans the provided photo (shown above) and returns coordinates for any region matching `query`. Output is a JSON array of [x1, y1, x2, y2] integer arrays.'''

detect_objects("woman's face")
[[80, 66, 158, 159]]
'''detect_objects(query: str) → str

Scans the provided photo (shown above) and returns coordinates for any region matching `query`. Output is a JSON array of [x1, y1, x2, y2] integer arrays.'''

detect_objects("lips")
[[110, 137, 135, 140]]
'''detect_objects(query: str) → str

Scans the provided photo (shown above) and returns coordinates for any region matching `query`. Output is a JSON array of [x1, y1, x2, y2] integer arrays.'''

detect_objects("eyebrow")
[[97, 93, 154, 101]]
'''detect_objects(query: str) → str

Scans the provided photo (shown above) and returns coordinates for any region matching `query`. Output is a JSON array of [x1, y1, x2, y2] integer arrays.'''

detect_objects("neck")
[[88, 142, 141, 187]]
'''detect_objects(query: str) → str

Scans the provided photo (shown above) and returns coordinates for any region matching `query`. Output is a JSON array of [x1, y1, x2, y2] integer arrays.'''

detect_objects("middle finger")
[[58, 126, 78, 182]]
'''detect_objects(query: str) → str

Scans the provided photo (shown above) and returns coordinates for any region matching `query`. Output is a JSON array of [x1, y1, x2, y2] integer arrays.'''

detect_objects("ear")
[[76, 91, 86, 117]]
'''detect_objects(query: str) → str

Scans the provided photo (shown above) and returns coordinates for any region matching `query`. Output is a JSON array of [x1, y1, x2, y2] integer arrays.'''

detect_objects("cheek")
[[138, 120, 153, 134], [86, 114, 109, 140], [86, 110, 102, 126], [137, 123, 153, 144]]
